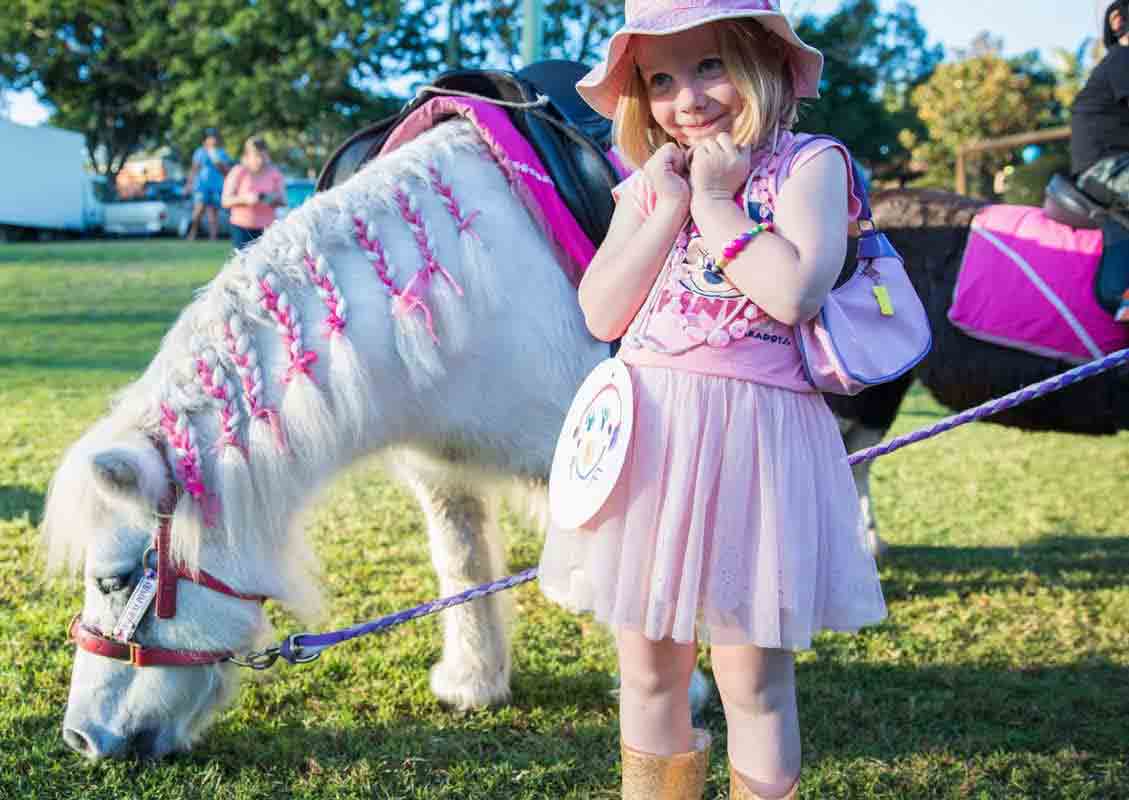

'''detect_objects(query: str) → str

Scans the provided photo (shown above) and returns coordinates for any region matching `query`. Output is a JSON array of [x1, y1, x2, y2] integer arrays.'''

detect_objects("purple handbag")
[[768, 135, 932, 395]]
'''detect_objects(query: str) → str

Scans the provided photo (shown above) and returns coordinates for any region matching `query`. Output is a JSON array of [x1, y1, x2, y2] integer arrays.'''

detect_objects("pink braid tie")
[[159, 403, 219, 528], [353, 216, 435, 340], [284, 350, 318, 383]]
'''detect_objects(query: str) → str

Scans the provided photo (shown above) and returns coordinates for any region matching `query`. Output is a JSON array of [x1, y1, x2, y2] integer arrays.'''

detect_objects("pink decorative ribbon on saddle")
[[949, 204, 1129, 363], [379, 95, 607, 287]]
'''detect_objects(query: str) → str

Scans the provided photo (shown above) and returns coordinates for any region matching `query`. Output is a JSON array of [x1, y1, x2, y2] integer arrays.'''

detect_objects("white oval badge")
[[549, 358, 634, 530]]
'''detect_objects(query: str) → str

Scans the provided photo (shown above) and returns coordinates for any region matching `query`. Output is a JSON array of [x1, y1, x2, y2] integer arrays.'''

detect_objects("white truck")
[[0, 119, 104, 240]]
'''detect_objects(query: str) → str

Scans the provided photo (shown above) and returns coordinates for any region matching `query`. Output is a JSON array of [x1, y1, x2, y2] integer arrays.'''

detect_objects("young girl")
[[538, 2, 887, 797]]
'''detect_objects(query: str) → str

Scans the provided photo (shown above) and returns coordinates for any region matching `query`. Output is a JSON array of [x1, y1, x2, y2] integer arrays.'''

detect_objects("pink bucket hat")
[[577, 0, 824, 119]]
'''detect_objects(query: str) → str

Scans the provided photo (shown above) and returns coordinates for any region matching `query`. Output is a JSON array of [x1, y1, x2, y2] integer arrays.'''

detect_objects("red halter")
[[68, 481, 267, 667]]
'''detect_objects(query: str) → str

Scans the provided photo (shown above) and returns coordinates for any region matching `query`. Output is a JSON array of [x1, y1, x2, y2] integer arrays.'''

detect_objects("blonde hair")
[[613, 20, 798, 168]]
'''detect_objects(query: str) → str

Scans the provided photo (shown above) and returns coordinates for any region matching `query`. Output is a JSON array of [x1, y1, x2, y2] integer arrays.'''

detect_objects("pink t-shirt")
[[224, 164, 285, 230], [616, 132, 861, 392]]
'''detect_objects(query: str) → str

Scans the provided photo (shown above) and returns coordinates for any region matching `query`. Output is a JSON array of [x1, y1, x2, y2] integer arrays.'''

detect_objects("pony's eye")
[[96, 575, 130, 595]]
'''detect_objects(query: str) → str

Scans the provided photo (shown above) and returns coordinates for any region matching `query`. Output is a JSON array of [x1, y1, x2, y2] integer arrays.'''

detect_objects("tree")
[[376, 0, 623, 77], [156, 0, 404, 176], [0, 1, 169, 183], [793, 0, 944, 182], [900, 36, 1056, 195], [1049, 38, 1098, 114], [0, 0, 403, 180]]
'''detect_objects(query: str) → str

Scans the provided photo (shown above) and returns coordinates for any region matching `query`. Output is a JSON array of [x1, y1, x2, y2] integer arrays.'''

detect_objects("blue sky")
[[795, 0, 1095, 59], [2, 0, 1101, 127]]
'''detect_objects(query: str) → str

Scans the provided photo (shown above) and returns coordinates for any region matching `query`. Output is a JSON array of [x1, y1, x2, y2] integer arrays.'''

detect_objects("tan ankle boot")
[[729, 762, 798, 800], [621, 729, 711, 800]]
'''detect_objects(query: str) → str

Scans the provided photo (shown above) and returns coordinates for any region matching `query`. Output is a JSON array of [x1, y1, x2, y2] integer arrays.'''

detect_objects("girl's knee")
[[617, 633, 696, 698], [619, 661, 692, 698], [712, 647, 796, 716]]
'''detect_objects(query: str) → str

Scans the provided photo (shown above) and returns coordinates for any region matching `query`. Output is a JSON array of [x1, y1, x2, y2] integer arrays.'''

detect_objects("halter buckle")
[[229, 645, 281, 670], [282, 634, 325, 664]]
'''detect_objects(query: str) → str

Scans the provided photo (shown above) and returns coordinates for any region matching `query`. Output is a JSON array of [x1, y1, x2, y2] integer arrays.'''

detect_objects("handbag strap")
[[774, 133, 873, 222], [773, 133, 897, 262]]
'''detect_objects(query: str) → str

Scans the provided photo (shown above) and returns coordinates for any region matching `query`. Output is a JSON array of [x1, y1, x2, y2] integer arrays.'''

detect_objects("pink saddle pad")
[[948, 204, 1128, 363]]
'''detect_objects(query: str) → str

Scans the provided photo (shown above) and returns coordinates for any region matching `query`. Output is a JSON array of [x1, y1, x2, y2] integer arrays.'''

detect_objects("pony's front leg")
[[839, 418, 888, 558], [405, 475, 512, 710]]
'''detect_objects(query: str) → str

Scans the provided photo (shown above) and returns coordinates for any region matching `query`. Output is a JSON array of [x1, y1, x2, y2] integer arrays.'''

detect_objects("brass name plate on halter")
[[549, 358, 635, 529]]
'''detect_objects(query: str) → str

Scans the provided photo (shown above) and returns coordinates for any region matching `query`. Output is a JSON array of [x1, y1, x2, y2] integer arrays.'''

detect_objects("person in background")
[[185, 127, 233, 241], [1072, 0, 1129, 320], [222, 136, 285, 250]]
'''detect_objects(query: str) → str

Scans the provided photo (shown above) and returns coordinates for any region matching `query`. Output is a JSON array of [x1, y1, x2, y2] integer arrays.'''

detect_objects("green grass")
[[1, 241, 1126, 799]]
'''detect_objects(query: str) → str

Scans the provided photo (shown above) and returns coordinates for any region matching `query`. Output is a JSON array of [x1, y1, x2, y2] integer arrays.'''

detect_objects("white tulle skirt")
[[538, 365, 887, 650]]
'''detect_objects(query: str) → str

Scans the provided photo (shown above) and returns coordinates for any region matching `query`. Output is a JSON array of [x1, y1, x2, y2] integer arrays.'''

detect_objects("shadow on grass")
[[0, 354, 153, 373], [1, 311, 179, 327], [789, 657, 1129, 763], [43, 656, 1119, 797], [880, 534, 1129, 600], [0, 484, 44, 523]]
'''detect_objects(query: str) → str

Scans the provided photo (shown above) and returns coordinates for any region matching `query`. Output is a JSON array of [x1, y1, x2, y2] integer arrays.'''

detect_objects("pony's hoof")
[[430, 660, 512, 710]]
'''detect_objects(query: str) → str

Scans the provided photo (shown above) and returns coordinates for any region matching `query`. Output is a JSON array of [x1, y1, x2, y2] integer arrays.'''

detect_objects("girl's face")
[[633, 24, 745, 148]]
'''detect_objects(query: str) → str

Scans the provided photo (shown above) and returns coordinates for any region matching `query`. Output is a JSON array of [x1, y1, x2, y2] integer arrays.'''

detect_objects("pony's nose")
[[63, 725, 101, 758], [62, 725, 133, 759]]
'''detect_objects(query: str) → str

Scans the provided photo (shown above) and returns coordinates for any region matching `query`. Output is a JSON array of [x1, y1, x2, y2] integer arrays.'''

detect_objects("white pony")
[[44, 118, 715, 761]]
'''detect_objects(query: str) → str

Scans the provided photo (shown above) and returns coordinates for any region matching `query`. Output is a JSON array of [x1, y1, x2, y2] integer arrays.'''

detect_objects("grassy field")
[[0, 240, 1126, 799]]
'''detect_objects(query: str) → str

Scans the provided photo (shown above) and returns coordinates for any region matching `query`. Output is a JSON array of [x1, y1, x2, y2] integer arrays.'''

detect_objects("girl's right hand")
[[642, 143, 690, 209]]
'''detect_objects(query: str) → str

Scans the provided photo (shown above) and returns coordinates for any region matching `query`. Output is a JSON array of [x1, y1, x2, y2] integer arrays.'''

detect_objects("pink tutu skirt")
[[539, 365, 887, 650]]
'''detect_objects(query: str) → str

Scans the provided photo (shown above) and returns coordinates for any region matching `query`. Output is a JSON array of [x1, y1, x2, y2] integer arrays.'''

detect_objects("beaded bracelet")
[[710, 222, 774, 273]]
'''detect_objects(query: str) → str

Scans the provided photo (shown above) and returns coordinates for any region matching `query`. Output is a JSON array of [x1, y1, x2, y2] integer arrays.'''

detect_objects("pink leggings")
[[617, 629, 801, 799]]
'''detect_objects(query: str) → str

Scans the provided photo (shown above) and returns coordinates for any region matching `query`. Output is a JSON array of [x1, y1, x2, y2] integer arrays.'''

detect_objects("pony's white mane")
[[43, 119, 528, 617]]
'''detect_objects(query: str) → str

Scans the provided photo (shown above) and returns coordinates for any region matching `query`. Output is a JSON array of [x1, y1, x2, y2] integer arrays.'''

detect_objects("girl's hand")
[[642, 142, 691, 209], [688, 133, 752, 202]]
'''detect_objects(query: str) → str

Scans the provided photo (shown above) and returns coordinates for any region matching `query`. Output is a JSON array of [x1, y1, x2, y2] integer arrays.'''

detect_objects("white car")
[[104, 181, 192, 237], [276, 178, 316, 221]]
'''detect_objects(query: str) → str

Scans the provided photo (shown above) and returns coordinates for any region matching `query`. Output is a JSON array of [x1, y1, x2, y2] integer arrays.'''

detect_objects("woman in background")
[[222, 136, 285, 249]]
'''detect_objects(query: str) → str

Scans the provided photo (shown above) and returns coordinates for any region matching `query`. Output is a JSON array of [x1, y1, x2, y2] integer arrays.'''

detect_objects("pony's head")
[[44, 344, 323, 760]]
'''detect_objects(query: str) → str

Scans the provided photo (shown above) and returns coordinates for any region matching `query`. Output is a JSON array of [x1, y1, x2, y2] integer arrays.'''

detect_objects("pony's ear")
[[90, 447, 165, 506]]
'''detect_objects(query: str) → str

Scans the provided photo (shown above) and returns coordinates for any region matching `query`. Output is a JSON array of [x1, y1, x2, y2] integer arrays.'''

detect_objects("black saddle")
[[1044, 174, 1129, 316], [317, 60, 618, 248]]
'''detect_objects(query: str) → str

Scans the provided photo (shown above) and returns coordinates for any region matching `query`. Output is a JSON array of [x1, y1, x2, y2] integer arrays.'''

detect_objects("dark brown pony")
[[827, 190, 1129, 553]]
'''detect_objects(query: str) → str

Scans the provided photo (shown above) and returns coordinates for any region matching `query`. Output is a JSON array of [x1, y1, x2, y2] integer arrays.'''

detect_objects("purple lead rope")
[[237, 347, 1129, 668], [846, 347, 1129, 466]]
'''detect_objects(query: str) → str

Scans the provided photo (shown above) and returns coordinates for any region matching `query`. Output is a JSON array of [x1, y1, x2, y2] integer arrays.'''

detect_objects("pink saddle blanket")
[[948, 204, 1128, 363], [379, 95, 628, 287]]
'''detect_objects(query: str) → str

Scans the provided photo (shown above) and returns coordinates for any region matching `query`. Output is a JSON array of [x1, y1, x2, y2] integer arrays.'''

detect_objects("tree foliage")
[[0, 0, 403, 180], [793, 0, 943, 181], [0, 0, 167, 181], [900, 36, 1057, 194], [378, 0, 623, 76]]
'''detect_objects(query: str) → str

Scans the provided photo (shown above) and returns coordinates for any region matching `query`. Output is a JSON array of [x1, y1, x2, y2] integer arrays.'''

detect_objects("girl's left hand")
[[688, 133, 752, 202]]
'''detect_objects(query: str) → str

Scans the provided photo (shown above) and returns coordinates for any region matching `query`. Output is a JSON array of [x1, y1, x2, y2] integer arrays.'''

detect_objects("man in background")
[[184, 127, 232, 241]]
